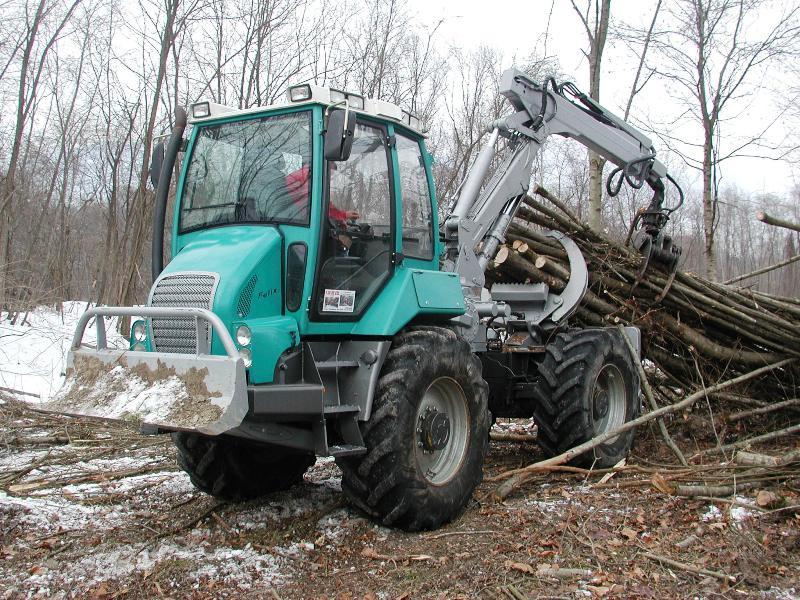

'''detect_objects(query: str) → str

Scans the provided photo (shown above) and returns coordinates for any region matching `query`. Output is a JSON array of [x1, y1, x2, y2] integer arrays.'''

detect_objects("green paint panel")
[[234, 316, 299, 384], [412, 270, 464, 310]]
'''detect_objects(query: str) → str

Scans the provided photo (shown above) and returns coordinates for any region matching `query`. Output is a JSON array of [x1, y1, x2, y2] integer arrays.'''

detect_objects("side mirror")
[[149, 142, 165, 188], [324, 108, 356, 161]]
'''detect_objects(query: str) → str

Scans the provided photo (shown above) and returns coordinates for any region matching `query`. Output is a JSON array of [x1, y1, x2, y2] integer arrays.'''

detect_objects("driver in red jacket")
[[285, 164, 359, 255], [285, 164, 359, 222]]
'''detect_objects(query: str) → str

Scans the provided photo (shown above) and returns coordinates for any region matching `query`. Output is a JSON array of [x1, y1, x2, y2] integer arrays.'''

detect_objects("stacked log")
[[489, 186, 799, 402]]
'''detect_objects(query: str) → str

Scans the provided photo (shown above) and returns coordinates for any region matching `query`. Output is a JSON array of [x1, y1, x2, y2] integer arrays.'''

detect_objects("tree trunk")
[[702, 130, 717, 280], [586, 0, 610, 232]]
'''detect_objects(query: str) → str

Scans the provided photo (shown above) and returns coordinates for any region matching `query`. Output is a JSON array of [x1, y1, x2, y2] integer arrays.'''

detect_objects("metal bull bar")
[[46, 306, 248, 436]]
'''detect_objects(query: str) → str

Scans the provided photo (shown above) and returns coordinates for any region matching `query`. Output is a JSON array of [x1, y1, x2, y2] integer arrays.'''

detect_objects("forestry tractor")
[[49, 68, 682, 530]]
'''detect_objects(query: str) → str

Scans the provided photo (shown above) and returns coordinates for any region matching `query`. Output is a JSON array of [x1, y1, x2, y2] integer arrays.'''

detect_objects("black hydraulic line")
[[151, 107, 187, 282], [664, 173, 685, 213], [605, 153, 656, 197]]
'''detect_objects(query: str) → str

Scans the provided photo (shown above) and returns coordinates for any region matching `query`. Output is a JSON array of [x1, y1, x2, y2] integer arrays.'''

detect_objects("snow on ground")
[[0, 436, 353, 597], [0, 302, 130, 401], [22, 537, 288, 595]]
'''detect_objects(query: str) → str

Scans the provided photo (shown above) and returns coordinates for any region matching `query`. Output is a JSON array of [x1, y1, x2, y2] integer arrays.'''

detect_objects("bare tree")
[[647, 0, 800, 280], [0, 0, 82, 308], [620, 0, 662, 121], [433, 47, 506, 209]]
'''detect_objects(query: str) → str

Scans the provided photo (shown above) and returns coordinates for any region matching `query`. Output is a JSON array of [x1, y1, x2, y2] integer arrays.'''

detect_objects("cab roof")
[[187, 83, 427, 137]]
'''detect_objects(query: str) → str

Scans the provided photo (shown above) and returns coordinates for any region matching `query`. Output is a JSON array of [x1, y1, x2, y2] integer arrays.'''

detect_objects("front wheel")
[[337, 327, 489, 531], [172, 432, 315, 501], [532, 329, 640, 468]]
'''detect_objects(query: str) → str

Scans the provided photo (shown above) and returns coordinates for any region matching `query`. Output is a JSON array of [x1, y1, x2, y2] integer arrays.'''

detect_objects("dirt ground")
[[1, 395, 798, 599]]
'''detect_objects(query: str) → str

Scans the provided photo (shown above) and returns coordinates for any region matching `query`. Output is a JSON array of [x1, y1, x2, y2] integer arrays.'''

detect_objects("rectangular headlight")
[[289, 84, 312, 102], [191, 102, 210, 119]]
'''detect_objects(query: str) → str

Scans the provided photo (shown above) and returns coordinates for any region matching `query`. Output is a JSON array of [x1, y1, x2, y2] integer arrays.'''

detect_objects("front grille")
[[148, 272, 218, 353]]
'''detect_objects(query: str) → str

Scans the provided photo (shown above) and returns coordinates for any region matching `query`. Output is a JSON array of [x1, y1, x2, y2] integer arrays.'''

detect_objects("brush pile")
[[489, 186, 799, 413]]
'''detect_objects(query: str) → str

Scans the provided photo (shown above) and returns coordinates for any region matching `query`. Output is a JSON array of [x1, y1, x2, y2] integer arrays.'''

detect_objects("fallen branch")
[[7, 463, 170, 493], [735, 451, 782, 468], [537, 567, 594, 579], [756, 211, 800, 233], [693, 496, 766, 512], [484, 463, 631, 483], [490, 432, 538, 443], [694, 423, 800, 458], [617, 324, 687, 466], [0, 386, 41, 399], [4, 434, 71, 446], [147, 501, 227, 544], [424, 529, 497, 540], [724, 254, 800, 285], [642, 552, 736, 583], [493, 359, 794, 500], [673, 481, 760, 497], [728, 398, 800, 421]]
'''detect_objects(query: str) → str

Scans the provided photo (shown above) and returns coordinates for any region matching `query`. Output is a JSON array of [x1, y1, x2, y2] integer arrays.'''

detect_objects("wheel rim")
[[591, 364, 626, 438], [415, 377, 470, 486]]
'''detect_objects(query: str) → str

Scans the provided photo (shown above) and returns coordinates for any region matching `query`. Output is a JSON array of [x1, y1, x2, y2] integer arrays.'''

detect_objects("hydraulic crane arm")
[[443, 67, 682, 340]]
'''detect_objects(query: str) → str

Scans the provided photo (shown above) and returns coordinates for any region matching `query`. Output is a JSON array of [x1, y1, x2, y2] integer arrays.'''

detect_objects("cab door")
[[311, 120, 396, 320]]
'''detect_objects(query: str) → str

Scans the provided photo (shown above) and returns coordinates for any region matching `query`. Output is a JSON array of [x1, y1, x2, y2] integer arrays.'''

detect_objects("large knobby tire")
[[533, 328, 640, 468], [172, 432, 315, 501], [337, 326, 490, 531]]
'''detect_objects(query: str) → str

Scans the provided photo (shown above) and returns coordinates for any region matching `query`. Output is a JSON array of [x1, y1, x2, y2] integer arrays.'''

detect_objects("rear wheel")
[[337, 326, 489, 531], [533, 329, 640, 468], [172, 432, 315, 501]]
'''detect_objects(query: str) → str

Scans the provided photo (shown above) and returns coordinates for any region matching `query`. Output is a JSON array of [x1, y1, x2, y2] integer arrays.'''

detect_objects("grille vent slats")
[[149, 272, 217, 354], [237, 274, 258, 318]]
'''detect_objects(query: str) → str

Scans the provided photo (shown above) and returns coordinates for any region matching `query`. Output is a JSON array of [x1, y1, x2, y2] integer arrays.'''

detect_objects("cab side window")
[[396, 134, 433, 260]]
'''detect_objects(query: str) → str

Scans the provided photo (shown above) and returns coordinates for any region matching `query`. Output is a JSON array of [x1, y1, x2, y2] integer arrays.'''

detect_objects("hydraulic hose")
[[151, 106, 187, 282]]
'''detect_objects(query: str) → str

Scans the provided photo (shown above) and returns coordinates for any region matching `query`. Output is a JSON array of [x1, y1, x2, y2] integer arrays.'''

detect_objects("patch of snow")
[[728, 497, 758, 524], [231, 482, 340, 531], [0, 302, 131, 401], [760, 588, 799, 599], [0, 448, 57, 470], [53, 365, 199, 423], [59, 470, 181, 500], [22, 540, 287, 592], [0, 490, 123, 533], [525, 498, 568, 514], [317, 508, 364, 545], [729, 505, 753, 523], [702, 505, 722, 521]]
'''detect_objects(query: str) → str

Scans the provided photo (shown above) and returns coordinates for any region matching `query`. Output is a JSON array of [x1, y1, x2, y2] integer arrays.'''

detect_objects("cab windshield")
[[179, 111, 312, 232]]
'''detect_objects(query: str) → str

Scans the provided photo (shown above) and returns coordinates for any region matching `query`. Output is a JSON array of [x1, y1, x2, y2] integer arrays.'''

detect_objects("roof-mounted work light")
[[191, 102, 210, 119], [288, 84, 312, 102]]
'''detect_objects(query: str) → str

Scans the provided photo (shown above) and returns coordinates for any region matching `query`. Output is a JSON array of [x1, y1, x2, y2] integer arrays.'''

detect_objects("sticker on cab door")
[[323, 289, 356, 313]]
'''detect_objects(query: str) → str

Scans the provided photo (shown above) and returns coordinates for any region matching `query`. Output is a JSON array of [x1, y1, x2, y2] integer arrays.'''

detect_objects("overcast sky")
[[407, 0, 798, 199]]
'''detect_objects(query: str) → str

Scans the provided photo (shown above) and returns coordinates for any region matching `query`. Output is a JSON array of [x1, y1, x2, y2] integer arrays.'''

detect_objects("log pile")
[[489, 186, 800, 405], [487, 186, 799, 500]]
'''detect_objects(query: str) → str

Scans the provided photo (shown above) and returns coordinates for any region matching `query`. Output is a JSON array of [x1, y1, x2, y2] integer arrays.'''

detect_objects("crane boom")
[[443, 67, 682, 343]]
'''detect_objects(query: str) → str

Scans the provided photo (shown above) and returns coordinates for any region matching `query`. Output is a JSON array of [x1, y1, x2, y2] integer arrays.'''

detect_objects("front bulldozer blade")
[[43, 348, 248, 436]]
